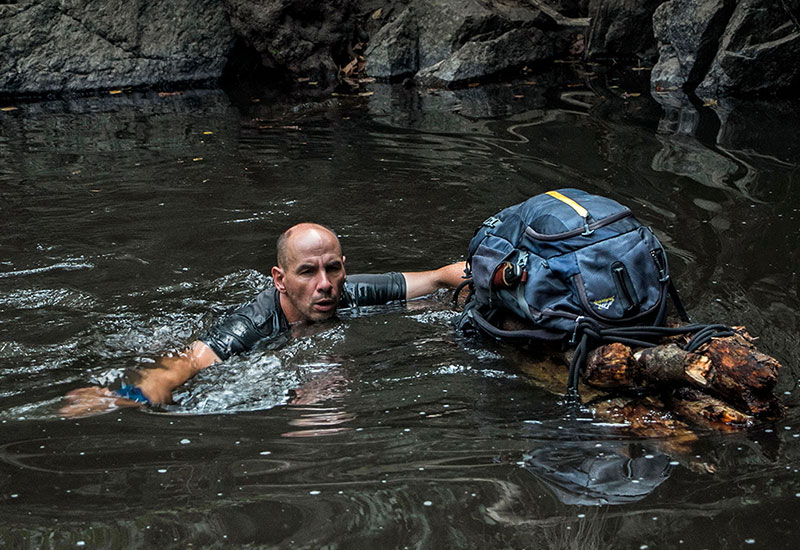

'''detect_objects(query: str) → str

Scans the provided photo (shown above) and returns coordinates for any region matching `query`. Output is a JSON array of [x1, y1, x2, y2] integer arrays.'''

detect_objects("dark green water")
[[1, 71, 799, 549]]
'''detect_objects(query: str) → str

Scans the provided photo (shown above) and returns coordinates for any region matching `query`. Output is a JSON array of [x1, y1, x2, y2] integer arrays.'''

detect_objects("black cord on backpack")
[[565, 321, 735, 395]]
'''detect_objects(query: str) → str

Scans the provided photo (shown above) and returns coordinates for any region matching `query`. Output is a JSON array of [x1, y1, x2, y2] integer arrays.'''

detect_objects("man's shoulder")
[[198, 287, 288, 360], [236, 287, 282, 325]]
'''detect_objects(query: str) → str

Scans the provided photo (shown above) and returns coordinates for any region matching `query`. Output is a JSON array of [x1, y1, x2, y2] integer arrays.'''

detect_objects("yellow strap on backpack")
[[546, 190, 588, 218]]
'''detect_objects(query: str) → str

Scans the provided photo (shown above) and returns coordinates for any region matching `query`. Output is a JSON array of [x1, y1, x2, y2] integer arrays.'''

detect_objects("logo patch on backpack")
[[592, 297, 615, 310]]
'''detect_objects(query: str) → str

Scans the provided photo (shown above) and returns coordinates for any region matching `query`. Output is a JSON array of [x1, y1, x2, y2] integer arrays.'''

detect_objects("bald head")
[[272, 223, 346, 324], [276, 223, 341, 269]]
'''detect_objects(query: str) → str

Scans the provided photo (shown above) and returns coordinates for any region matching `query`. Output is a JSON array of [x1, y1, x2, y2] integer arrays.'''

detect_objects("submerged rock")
[[0, 0, 235, 95]]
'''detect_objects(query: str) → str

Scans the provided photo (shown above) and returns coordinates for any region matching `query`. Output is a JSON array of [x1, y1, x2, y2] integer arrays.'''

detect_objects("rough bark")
[[582, 331, 784, 419]]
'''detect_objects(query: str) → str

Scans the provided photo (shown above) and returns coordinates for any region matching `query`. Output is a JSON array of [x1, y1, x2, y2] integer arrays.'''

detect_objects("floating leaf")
[[341, 57, 359, 77], [158, 91, 183, 97], [109, 90, 122, 95], [523, 81, 537, 85], [632, 67, 652, 72], [372, 8, 382, 19], [357, 91, 374, 97], [192, 157, 203, 162], [1, 106, 18, 112], [468, 82, 480, 88], [513, 95, 524, 99], [203, 131, 214, 135]]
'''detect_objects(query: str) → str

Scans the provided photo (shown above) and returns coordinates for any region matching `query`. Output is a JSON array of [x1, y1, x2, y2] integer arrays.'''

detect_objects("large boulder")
[[365, 0, 578, 86], [696, 0, 800, 96], [0, 0, 235, 95], [651, 0, 800, 97], [650, 0, 734, 92]]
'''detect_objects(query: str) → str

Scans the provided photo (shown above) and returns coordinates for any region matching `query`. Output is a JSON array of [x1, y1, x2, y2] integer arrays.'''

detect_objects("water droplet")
[[180, 439, 191, 445], [423, 500, 433, 506], [309, 490, 321, 495]]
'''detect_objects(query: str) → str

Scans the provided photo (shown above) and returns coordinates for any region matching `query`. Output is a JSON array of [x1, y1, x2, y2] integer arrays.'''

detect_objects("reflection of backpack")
[[523, 445, 672, 506], [457, 188, 714, 394]]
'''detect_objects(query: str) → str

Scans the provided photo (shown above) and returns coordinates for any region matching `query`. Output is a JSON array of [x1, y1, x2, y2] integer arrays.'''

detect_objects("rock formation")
[[0, 0, 235, 95]]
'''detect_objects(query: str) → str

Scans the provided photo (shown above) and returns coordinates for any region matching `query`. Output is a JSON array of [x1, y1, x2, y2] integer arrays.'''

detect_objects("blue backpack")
[[456, 189, 723, 395]]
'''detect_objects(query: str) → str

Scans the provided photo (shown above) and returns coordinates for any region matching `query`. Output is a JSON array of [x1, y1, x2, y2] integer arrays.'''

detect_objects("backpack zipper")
[[525, 209, 632, 241]]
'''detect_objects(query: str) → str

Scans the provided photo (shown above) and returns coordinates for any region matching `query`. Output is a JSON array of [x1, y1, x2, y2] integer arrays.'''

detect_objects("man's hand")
[[59, 386, 144, 418], [59, 341, 221, 418]]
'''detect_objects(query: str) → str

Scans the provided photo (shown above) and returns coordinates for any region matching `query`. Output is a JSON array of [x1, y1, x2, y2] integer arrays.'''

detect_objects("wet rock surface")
[[365, 0, 582, 85], [652, 0, 800, 97], [0, 0, 235, 95], [1, 0, 799, 98]]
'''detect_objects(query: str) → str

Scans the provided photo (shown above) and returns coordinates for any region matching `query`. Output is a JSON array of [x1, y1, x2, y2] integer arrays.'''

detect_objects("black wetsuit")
[[200, 273, 406, 360]]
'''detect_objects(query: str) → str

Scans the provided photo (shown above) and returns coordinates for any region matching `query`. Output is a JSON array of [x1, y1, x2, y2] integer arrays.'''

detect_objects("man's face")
[[272, 227, 346, 324]]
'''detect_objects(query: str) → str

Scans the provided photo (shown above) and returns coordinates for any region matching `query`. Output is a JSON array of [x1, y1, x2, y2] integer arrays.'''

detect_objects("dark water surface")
[[1, 73, 799, 549]]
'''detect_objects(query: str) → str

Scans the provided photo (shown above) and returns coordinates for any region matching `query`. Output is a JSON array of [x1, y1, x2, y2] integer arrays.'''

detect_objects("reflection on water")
[[1, 74, 799, 548]]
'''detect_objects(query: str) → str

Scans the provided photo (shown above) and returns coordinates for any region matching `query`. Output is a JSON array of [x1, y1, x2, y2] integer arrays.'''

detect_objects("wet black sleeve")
[[344, 272, 406, 307], [198, 288, 287, 361]]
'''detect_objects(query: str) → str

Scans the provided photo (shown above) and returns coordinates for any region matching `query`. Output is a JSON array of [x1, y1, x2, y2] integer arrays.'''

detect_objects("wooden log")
[[665, 387, 754, 431], [582, 333, 784, 419], [483, 308, 784, 427]]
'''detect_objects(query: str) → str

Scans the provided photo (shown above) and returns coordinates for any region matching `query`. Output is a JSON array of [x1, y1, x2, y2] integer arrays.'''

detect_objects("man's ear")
[[271, 266, 286, 293]]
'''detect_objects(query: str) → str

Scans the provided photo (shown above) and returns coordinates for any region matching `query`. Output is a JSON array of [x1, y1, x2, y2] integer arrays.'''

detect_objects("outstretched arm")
[[402, 261, 467, 300], [60, 340, 221, 417]]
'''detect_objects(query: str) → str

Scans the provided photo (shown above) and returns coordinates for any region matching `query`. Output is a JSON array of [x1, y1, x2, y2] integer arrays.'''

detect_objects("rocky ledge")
[[1, 0, 798, 98]]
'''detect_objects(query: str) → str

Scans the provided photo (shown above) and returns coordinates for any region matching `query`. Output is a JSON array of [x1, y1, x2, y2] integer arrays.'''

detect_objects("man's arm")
[[59, 340, 221, 417], [402, 261, 467, 300], [135, 340, 221, 402]]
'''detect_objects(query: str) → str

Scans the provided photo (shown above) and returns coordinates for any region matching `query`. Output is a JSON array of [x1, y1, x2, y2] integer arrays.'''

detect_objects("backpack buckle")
[[581, 216, 594, 236], [482, 216, 501, 228], [570, 316, 585, 345]]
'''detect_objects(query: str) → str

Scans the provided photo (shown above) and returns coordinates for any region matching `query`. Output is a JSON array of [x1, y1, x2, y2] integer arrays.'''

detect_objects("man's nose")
[[316, 271, 333, 292]]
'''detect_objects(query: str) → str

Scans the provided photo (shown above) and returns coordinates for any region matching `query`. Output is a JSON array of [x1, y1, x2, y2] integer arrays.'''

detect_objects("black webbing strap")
[[466, 305, 565, 342], [668, 279, 691, 323]]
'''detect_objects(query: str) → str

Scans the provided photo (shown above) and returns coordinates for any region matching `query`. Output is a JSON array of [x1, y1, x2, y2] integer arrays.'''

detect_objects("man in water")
[[61, 223, 466, 416]]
